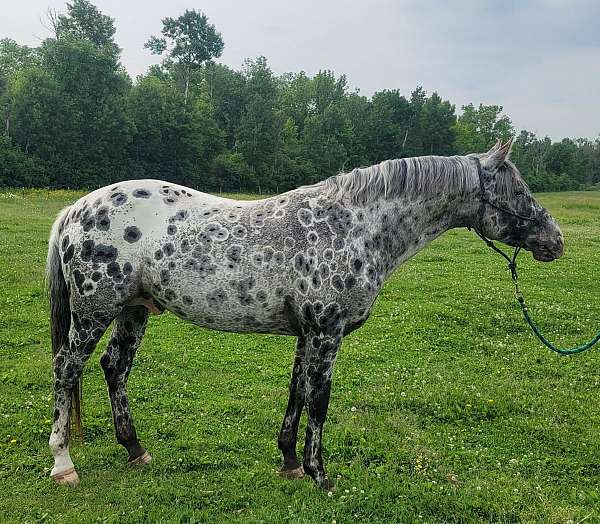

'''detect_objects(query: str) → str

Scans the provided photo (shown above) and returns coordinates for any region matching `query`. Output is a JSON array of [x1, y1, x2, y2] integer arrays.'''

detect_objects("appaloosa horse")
[[47, 140, 563, 488]]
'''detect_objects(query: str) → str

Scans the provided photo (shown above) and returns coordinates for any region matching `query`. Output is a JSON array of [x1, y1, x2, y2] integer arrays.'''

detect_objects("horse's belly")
[[152, 272, 296, 336], [177, 300, 295, 336]]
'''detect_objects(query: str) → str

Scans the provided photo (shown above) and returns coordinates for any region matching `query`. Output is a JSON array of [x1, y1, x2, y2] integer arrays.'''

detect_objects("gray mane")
[[317, 155, 527, 205]]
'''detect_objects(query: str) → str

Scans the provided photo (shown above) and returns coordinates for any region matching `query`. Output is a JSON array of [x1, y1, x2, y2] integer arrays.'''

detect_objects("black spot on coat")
[[63, 244, 75, 264], [133, 189, 151, 198], [124, 226, 142, 243], [111, 192, 128, 206]]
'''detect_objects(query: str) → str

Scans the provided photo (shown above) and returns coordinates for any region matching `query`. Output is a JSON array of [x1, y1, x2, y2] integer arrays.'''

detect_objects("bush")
[[209, 152, 256, 192], [0, 135, 49, 187]]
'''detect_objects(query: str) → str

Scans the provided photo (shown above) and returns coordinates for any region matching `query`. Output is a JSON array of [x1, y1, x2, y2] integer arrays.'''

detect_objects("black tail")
[[47, 207, 82, 438]]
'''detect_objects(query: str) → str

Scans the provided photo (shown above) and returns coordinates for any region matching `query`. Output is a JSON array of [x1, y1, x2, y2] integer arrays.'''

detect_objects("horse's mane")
[[315, 155, 527, 205]]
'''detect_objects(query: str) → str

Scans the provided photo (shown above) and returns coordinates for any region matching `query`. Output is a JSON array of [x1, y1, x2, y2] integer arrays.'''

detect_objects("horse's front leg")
[[302, 331, 341, 491], [278, 335, 307, 478]]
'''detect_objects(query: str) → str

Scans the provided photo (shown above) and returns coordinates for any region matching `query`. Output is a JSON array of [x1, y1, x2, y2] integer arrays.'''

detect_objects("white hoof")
[[51, 467, 80, 486], [128, 451, 152, 466]]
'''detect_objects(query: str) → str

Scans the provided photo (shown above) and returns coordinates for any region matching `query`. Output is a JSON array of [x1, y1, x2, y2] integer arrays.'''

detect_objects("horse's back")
[[62, 179, 257, 252], [80, 179, 248, 211]]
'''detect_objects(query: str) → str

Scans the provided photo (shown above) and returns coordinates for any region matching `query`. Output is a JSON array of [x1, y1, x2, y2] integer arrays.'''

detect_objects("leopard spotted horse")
[[47, 140, 563, 489]]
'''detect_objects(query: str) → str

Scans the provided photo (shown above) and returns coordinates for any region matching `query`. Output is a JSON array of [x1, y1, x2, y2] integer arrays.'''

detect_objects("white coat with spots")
[[47, 141, 564, 488]]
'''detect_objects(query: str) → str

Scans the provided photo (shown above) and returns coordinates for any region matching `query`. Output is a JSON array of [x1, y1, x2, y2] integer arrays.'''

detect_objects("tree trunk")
[[184, 77, 190, 107], [402, 128, 409, 149], [183, 64, 191, 108]]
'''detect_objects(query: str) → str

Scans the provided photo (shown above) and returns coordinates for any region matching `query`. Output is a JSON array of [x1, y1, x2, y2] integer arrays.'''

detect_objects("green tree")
[[576, 137, 600, 186], [0, 135, 48, 187], [0, 39, 36, 136], [545, 138, 584, 189], [272, 117, 315, 191], [127, 75, 178, 178], [1, 0, 596, 193], [303, 104, 351, 180], [8, 67, 69, 166], [368, 89, 411, 161], [145, 9, 224, 105], [6, 0, 132, 187], [455, 103, 513, 154], [235, 57, 282, 190], [53, 0, 119, 54], [278, 71, 313, 133], [201, 63, 246, 149], [0, 39, 36, 87], [340, 92, 371, 167], [420, 92, 456, 155], [400, 86, 427, 157], [36, 36, 131, 186], [210, 152, 255, 192], [312, 70, 347, 114], [128, 73, 224, 187]]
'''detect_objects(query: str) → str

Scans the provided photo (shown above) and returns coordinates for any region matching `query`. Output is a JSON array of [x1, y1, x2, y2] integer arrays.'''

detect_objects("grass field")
[[1, 188, 599, 523]]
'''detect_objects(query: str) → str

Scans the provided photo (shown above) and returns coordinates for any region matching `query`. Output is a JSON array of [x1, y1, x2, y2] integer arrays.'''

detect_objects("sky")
[[3, 0, 600, 140]]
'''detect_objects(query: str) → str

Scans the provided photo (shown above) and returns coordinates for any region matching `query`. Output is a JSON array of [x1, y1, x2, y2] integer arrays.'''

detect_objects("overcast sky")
[[3, 0, 600, 140]]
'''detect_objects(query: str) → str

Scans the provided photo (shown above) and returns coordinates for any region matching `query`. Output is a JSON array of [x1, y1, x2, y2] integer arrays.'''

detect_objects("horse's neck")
[[357, 191, 465, 277]]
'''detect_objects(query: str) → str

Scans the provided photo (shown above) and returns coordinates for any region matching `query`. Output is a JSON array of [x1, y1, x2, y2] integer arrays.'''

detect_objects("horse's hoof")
[[51, 467, 80, 486], [280, 466, 304, 480], [128, 451, 152, 466]]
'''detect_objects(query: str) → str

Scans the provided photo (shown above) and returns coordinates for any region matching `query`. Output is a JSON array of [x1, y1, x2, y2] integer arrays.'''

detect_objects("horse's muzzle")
[[532, 235, 564, 261]]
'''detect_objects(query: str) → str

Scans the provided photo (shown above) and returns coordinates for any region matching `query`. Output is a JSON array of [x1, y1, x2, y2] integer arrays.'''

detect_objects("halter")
[[472, 157, 541, 229], [469, 157, 600, 355], [468, 156, 539, 283]]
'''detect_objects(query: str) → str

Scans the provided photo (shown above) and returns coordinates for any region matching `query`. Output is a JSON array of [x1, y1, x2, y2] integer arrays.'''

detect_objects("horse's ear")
[[486, 139, 502, 155], [482, 137, 513, 170]]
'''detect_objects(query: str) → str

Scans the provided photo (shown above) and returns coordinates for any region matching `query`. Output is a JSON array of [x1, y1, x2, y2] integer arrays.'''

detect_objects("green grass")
[[1, 189, 600, 523]]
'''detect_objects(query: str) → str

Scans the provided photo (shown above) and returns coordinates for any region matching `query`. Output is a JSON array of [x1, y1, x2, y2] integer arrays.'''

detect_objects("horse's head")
[[472, 139, 564, 261]]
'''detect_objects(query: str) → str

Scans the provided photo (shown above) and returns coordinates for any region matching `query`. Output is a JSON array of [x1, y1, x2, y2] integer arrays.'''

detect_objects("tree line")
[[1, 1, 599, 193]]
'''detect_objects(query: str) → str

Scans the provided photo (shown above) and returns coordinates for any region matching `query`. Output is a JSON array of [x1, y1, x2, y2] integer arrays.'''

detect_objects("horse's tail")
[[46, 206, 82, 438]]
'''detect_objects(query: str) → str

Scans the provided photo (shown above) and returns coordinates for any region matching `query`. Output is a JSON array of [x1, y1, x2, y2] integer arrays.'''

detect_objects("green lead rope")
[[514, 286, 600, 356], [472, 229, 600, 356]]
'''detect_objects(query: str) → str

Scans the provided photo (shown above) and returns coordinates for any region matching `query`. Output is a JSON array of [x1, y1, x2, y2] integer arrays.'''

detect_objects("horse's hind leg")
[[278, 335, 307, 479], [50, 310, 115, 485], [100, 305, 150, 465]]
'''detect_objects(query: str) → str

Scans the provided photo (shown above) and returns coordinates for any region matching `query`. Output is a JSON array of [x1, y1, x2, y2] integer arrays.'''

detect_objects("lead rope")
[[472, 229, 600, 356]]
